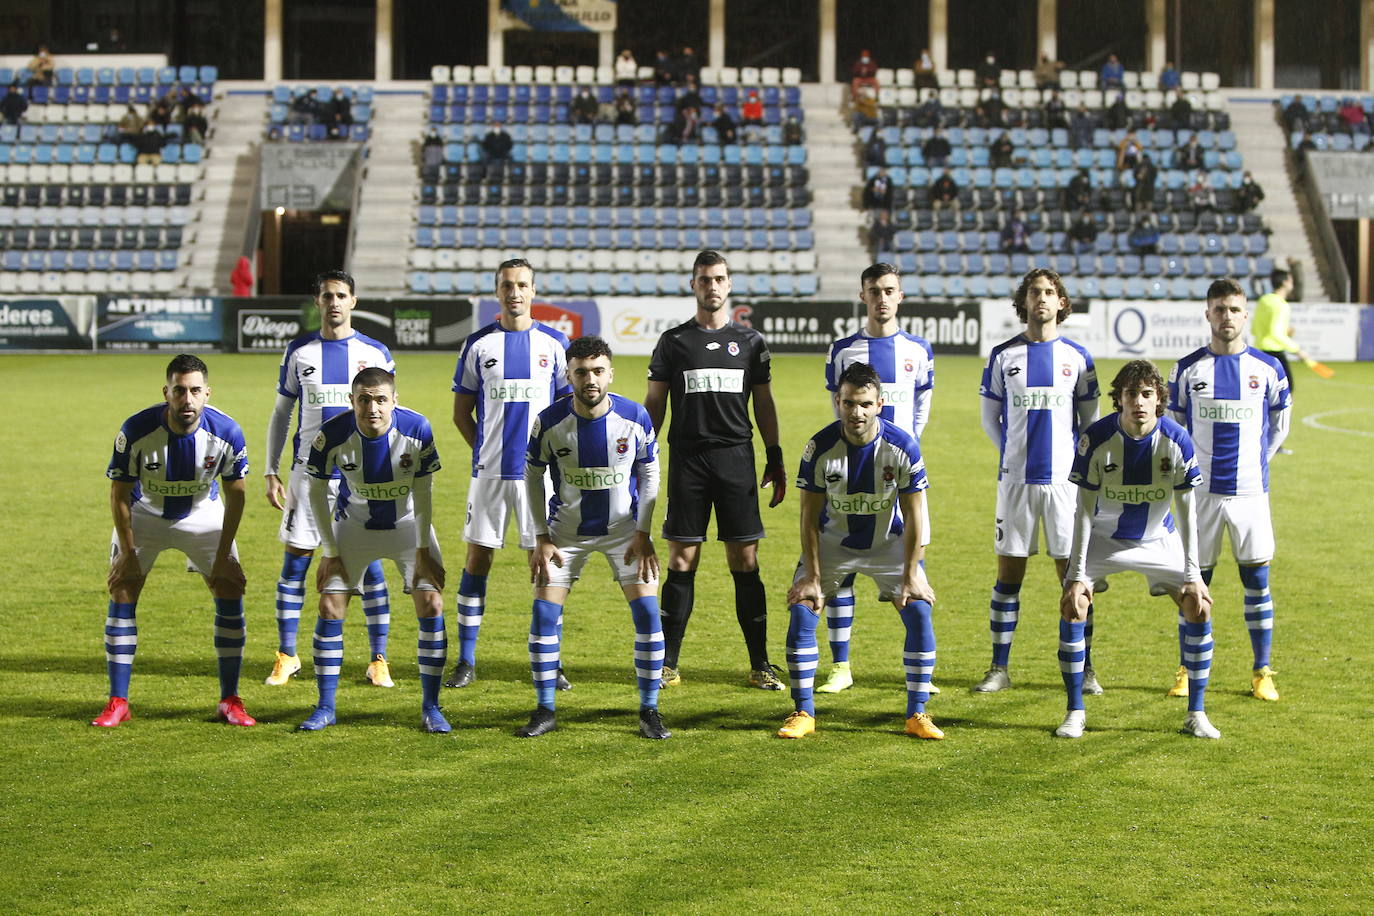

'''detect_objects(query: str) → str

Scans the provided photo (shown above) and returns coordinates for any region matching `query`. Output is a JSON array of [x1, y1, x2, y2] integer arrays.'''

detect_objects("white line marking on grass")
[[1302, 409, 1374, 438]]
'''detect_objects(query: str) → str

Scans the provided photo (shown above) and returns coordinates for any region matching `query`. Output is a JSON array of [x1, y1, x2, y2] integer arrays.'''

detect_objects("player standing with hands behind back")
[[645, 250, 788, 690]]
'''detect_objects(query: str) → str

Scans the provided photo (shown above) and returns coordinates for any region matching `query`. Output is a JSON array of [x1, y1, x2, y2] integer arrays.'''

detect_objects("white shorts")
[[994, 480, 1075, 558], [464, 476, 537, 550], [1197, 492, 1274, 567], [794, 538, 910, 601], [1081, 530, 1188, 597], [112, 501, 239, 576], [321, 521, 443, 594], [540, 527, 658, 590], [278, 463, 336, 550]]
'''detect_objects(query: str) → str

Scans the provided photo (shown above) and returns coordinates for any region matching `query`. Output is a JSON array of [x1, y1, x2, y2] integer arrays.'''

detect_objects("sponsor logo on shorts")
[[563, 466, 626, 490], [1012, 387, 1067, 409], [1195, 397, 1255, 421], [354, 481, 412, 500], [488, 381, 545, 401], [682, 367, 745, 394], [305, 384, 351, 407], [1103, 484, 1168, 503]]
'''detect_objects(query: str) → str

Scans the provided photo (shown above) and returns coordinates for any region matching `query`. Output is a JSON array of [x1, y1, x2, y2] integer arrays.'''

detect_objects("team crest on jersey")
[[115, 431, 127, 453], [539, 354, 549, 368], [399, 453, 413, 469], [356, 360, 368, 375], [1248, 375, 1260, 389], [1160, 457, 1173, 473], [801, 439, 816, 461], [727, 341, 740, 357], [904, 359, 913, 373], [883, 465, 895, 482], [1062, 363, 1072, 377], [313, 431, 327, 451], [1076, 433, 1088, 456], [616, 436, 629, 455], [202, 456, 217, 469]]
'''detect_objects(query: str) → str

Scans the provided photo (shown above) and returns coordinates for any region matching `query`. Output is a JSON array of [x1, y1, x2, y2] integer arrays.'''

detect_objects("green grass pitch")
[[1, 350, 1371, 913]]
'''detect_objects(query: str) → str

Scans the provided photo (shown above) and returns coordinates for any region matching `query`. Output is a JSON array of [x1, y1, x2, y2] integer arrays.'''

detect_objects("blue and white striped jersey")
[[453, 321, 571, 480], [1167, 346, 1290, 496], [527, 394, 658, 538], [278, 331, 395, 462], [981, 335, 1099, 484], [306, 407, 440, 530], [107, 404, 248, 521], [825, 330, 935, 439], [796, 419, 928, 551], [1070, 414, 1202, 541]]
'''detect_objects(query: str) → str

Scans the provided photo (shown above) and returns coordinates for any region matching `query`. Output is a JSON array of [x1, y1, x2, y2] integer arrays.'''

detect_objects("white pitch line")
[[1302, 408, 1374, 438]]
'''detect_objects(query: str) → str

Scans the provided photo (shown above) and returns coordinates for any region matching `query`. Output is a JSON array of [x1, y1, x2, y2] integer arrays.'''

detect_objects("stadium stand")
[[1278, 93, 1374, 151], [266, 84, 374, 141]]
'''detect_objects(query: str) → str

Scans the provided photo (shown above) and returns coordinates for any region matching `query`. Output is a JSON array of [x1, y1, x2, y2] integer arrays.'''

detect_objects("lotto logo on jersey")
[[353, 481, 412, 500], [1013, 387, 1067, 410], [563, 466, 627, 490], [829, 492, 895, 515], [683, 367, 745, 394], [488, 381, 546, 401], [306, 384, 352, 407]]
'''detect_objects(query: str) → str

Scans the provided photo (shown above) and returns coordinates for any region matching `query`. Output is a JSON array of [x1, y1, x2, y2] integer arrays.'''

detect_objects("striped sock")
[[275, 552, 310, 655], [629, 596, 664, 709], [1058, 619, 1086, 710], [989, 579, 1021, 667], [361, 561, 391, 658], [899, 600, 935, 716], [417, 614, 446, 709], [529, 599, 563, 710], [105, 600, 137, 698], [1239, 564, 1273, 669], [212, 598, 246, 698], [312, 617, 344, 711], [786, 603, 820, 715], [1182, 619, 1213, 713], [456, 571, 488, 666], [825, 572, 857, 664], [1083, 604, 1095, 668]]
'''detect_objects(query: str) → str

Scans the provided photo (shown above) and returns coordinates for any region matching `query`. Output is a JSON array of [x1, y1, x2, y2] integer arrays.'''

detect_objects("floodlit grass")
[[1, 351, 1371, 913]]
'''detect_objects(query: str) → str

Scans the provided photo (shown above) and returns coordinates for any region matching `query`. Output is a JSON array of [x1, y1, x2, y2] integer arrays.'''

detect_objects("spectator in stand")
[[615, 91, 637, 125], [976, 52, 1001, 90], [863, 129, 887, 167], [1106, 92, 1131, 130], [1035, 54, 1064, 90], [1188, 170, 1217, 214], [615, 49, 638, 89], [976, 91, 1005, 128], [2, 83, 29, 125], [1159, 61, 1181, 92], [481, 121, 513, 163], [677, 47, 701, 85], [571, 87, 598, 124], [990, 131, 1015, 168], [421, 127, 443, 179], [1236, 171, 1265, 212], [1283, 95, 1309, 132], [1293, 131, 1317, 172], [27, 46, 55, 87], [596, 93, 618, 123], [1000, 210, 1031, 253], [149, 97, 175, 129], [1131, 154, 1158, 211], [1338, 98, 1367, 133], [1116, 129, 1143, 171], [922, 126, 951, 168], [133, 122, 166, 164], [325, 89, 353, 139], [1128, 214, 1161, 254], [289, 88, 320, 125], [782, 116, 804, 145], [1175, 133, 1204, 171], [869, 209, 896, 257], [1070, 106, 1095, 149], [712, 104, 737, 144], [863, 167, 895, 213], [116, 103, 144, 141], [851, 49, 879, 99], [913, 48, 937, 90], [1064, 167, 1092, 211], [914, 91, 943, 128], [1067, 209, 1098, 253], [183, 102, 208, 144], [653, 50, 675, 86], [930, 168, 959, 210], [666, 105, 700, 144], [1170, 92, 1194, 130], [741, 89, 765, 141], [1100, 53, 1125, 90], [675, 75, 702, 115], [1044, 89, 1069, 129], [852, 85, 878, 130]]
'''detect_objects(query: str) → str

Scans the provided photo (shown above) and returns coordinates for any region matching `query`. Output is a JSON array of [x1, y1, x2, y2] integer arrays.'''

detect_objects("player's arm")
[[410, 473, 445, 591], [1076, 396, 1101, 431], [979, 396, 1003, 449], [209, 476, 248, 591], [1266, 397, 1292, 461], [624, 454, 661, 583], [1173, 486, 1211, 611], [787, 488, 826, 608], [752, 382, 786, 507], [307, 471, 345, 590], [452, 391, 478, 449], [263, 392, 295, 510], [897, 489, 935, 605], [912, 387, 933, 440], [1060, 486, 1096, 621], [643, 380, 669, 433], [108, 480, 142, 590], [523, 453, 562, 587]]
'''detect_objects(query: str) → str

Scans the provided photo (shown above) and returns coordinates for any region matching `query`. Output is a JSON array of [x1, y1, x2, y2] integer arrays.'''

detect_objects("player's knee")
[[724, 541, 759, 572], [414, 591, 443, 618], [464, 544, 495, 575], [109, 579, 145, 602], [318, 597, 347, 620], [666, 543, 700, 572]]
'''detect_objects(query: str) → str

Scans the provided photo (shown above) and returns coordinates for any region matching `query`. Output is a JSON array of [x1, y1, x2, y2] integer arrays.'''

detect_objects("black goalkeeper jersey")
[[648, 318, 772, 450]]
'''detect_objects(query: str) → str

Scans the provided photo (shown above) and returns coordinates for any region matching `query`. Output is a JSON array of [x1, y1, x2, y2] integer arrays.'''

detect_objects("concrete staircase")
[[802, 82, 867, 299], [1226, 98, 1333, 301], [348, 89, 428, 296], [184, 85, 266, 294]]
